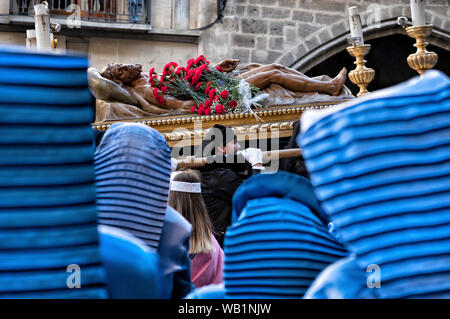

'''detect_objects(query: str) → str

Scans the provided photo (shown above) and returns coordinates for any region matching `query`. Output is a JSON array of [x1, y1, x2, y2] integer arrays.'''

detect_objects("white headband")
[[170, 171, 202, 193], [170, 181, 202, 193]]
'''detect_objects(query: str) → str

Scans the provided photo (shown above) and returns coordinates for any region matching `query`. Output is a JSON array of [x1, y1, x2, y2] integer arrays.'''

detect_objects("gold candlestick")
[[404, 24, 438, 76], [346, 44, 375, 97]]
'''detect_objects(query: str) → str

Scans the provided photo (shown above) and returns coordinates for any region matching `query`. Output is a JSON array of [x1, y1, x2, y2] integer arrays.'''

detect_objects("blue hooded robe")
[[187, 172, 348, 298], [300, 70, 450, 299], [94, 122, 193, 298], [0, 46, 165, 298]]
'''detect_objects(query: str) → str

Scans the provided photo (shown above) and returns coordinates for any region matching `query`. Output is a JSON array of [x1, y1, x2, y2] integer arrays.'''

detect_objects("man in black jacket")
[[197, 124, 263, 247], [279, 120, 310, 179]]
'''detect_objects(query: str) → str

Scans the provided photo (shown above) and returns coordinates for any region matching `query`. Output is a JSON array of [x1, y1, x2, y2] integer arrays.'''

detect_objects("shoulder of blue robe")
[[304, 255, 377, 299], [98, 225, 165, 298], [231, 171, 329, 225], [158, 206, 194, 298], [185, 284, 226, 299], [300, 70, 450, 136]]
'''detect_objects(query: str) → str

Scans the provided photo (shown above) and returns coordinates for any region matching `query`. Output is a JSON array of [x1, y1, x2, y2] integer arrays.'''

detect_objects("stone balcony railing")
[[8, 0, 152, 25], [0, 0, 199, 42]]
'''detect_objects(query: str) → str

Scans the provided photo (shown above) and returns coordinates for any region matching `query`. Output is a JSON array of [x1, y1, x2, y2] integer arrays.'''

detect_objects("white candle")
[[348, 6, 364, 45], [410, 0, 426, 26]]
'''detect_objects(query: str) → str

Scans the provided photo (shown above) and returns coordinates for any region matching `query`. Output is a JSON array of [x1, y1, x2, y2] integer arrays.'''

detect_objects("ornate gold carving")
[[346, 44, 375, 97], [404, 25, 438, 76]]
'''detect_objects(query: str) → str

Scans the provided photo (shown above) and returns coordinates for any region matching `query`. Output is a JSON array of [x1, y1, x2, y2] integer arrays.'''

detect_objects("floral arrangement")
[[148, 55, 267, 115]]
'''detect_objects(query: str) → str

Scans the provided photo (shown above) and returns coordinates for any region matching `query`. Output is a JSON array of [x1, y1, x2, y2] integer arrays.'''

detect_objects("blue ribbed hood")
[[299, 70, 450, 298], [95, 123, 172, 252], [0, 46, 107, 298], [224, 172, 347, 298], [95, 123, 171, 252], [232, 172, 329, 226]]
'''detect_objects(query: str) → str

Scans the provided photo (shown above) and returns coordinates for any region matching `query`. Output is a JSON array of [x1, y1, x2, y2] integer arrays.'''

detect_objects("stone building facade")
[[199, 0, 449, 72], [0, 0, 200, 72], [0, 0, 448, 75]]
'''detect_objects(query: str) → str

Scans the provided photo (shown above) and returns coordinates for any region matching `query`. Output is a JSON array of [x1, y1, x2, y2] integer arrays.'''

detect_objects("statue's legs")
[[244, 67, 347, 96], [239, 63, 309, 80]]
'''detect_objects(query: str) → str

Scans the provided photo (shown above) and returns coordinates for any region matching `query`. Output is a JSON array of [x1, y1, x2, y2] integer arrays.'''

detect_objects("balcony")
[[1, 0, 199, 43]]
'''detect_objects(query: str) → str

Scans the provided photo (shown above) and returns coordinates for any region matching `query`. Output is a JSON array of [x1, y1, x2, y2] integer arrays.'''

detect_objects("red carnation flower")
[[186, 69, 194, 81], [161, 86, 167, 93], [204, 99, 212, 108], [195, 55, 206, 65], [220, 90, 230, 99], [162, 65, 169, 76], [198, 106, 205, 115], [205, 107, 211, 115], [175, 66, 186, 75], [156, 96, 165, 105], [208, 89, 216, 100], [162, 62, 178, 76], [186, 58, 195, 69], [216, 66, 223, 72], [152, 88, 159, 97], [195, 82, 203, 91], [193, 68, 204, 82], [191, 76, 199, 86], [204, 82, 211, 94], [213, 95, 220, 102], [215, 104, 225, 114], [190, 106, 196, 113], [228, 100, 238, 108]]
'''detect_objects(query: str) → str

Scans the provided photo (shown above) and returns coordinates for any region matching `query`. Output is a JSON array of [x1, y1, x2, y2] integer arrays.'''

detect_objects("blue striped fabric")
[[224, 173, 348, 299], [0, 45, 108, 298], [95, 123, 172, 252], [299, 70, 450, 298]]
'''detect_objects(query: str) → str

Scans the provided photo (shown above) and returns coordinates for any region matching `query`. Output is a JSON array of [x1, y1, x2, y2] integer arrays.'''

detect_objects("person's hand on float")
[[171, 158, 178, 172], [215, 59, 240, 73], [240, 148, 264, 170]]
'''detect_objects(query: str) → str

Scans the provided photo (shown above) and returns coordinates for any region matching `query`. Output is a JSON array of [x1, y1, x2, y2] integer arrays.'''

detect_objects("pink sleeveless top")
[[191, 235, 224, 288]]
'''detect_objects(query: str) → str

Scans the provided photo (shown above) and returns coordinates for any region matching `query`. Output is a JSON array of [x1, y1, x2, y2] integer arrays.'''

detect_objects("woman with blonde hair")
[[169, 169, 224, 288]]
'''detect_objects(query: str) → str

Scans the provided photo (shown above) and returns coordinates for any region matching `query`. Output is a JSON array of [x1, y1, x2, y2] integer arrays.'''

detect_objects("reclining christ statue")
[[89, 58, 352, 122]]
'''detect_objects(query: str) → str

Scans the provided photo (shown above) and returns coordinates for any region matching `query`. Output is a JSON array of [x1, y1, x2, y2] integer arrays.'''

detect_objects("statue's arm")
[[129, 87, 169, 115], [134, 81, 195, 113]]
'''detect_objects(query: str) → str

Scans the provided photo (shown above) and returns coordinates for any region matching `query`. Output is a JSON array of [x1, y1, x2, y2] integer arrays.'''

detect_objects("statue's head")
[[101, 63, 143, 85]]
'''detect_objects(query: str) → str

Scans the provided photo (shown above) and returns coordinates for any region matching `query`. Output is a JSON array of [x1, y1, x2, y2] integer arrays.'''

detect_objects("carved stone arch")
[[278, 19, 450, 74]]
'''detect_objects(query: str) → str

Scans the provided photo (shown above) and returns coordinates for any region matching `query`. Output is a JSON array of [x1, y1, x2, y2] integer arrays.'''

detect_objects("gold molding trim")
[[92, 100, 350, 146]]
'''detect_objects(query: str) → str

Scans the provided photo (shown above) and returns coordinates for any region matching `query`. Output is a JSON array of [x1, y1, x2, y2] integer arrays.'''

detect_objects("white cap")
[[349, 6, 359, 16]]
